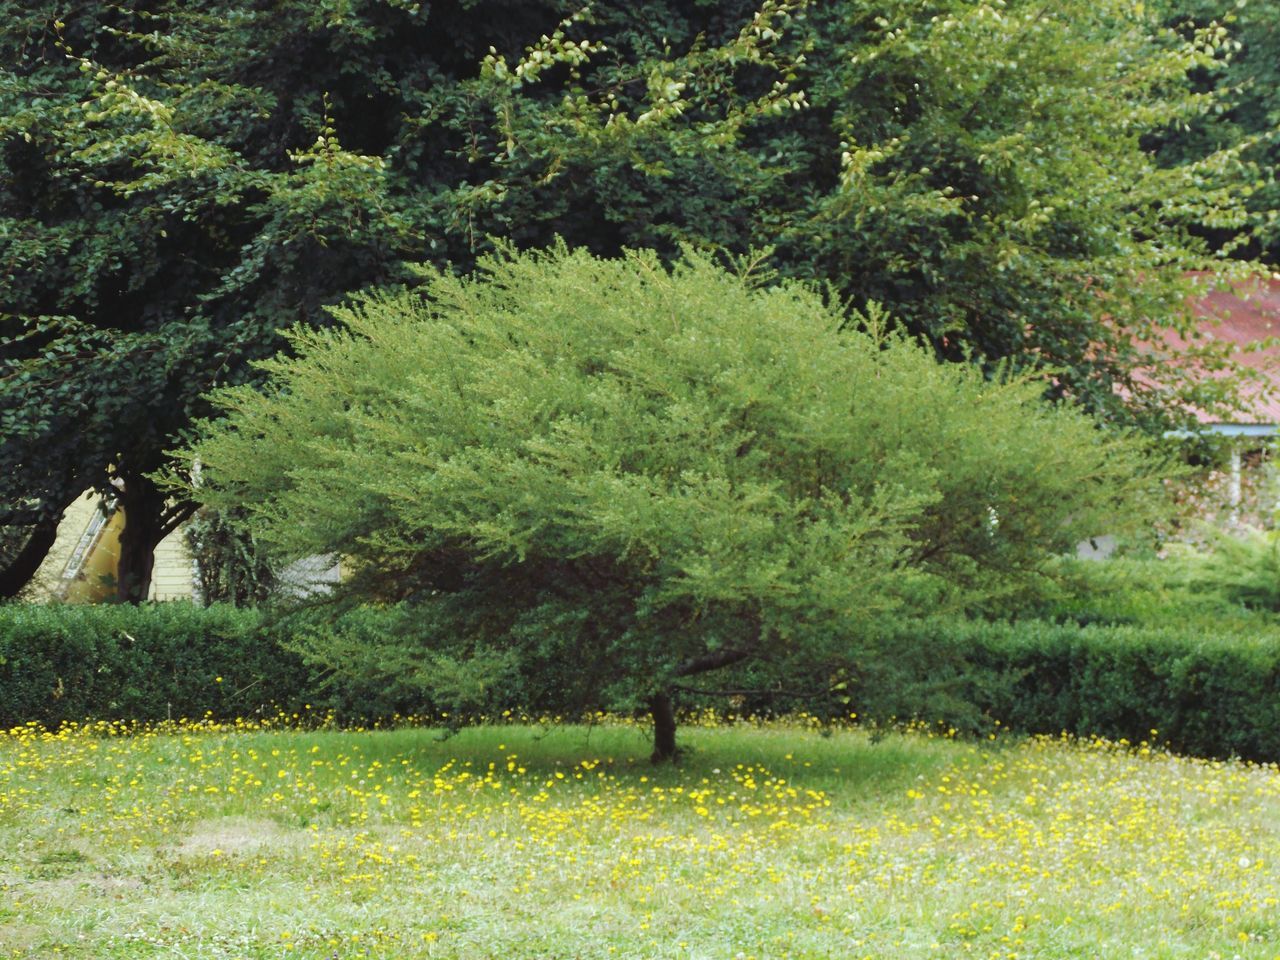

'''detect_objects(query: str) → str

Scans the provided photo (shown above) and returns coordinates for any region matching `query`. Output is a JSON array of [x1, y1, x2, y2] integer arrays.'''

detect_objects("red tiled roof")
[[1159, 274, 1280, 426]]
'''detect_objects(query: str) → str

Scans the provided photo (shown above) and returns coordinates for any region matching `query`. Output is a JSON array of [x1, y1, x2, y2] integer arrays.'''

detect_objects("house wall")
[[148, 529, 195, 601], [28, 492, 107, 600], [29, 492, 196, 602]]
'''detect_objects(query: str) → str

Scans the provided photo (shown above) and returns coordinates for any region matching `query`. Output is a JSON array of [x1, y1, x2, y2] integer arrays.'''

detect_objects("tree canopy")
[[1, 0, 1266, 598], [183, 245, 1161, 758], [1156, 0, 1280, 263]]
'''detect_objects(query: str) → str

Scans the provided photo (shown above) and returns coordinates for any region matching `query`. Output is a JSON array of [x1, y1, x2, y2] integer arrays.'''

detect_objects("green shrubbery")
[[181, 244, 1161, 758], [6, 601, 1280, 763], [0, 603, 300, 726], [1165, 530, 1280, 615], [0, 604, 431, 727], [1034, 539, 1280, 635], [1032, 555, 1269, 632], [975, 618, 1280, 762]]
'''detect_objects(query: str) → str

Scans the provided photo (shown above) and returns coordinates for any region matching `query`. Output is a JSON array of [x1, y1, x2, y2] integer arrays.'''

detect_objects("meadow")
[[2, 716, 1279, 960]]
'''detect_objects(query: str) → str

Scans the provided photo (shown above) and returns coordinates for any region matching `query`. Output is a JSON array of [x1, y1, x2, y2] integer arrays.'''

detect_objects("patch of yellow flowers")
[[1, 713, 1279, 958]]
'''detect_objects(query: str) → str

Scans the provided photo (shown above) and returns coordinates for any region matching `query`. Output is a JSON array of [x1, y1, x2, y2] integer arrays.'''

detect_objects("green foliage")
[[184, 244, 1161, 719], [1042, 539, 1280, 628], [1156, 0, 1280, 263], [0, 0, 809, 590], [1166, 530, 1280, 613], [0, 603, 440, 727], [713, 612, 1280, 763], [5, 594, 1280, 764], [1, 0, 1270, 598], [1030, 554, 1262, 628], [0, 604, 308, 727], [185, 508, 277, 607], [954, 618, 1280, 762]]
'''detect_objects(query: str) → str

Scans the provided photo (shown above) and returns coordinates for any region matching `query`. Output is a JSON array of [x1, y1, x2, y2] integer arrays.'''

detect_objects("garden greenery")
[[2, 0, 1269, 600], [182, 245, 1162, 758], [6, 603, 1280, 763]]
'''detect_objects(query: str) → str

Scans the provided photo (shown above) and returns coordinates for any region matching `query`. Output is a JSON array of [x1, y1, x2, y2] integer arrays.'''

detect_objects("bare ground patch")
[[174, 816, 296, 858]]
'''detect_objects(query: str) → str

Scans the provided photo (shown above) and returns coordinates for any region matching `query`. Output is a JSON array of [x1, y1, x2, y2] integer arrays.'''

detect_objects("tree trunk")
[[649, 692, 679, 764], [0, 514, 62, 599], [115, 474, 166, 604]]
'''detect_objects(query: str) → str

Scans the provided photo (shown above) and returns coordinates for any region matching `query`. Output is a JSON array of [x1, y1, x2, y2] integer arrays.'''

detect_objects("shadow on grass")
[[237, 720, 969, 805]]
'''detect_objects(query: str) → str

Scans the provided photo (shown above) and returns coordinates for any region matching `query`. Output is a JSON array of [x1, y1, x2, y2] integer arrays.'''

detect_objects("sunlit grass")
[[2, 715, 1279, 958]]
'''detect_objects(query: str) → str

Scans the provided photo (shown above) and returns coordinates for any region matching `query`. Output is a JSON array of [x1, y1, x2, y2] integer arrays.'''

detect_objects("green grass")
[[2, 717, 1279, 958]]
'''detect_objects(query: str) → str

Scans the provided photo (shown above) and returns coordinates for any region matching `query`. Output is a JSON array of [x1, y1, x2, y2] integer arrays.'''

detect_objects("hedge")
[[0, 603, 426, 727], [864, 618, 1280, 763], [4, 604, 1280, 763], [0, 604, 305, 726]]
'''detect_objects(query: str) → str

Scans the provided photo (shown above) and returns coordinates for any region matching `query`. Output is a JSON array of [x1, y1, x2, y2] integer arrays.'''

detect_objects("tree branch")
[[673, 647, 752, 678], [158, 500, 197, 539], [0, 514, 62, 599]]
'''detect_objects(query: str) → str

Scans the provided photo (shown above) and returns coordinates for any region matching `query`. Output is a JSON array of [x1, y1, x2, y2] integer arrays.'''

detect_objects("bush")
[[3, 603, 1280, 763], [1029, 555, 1276, 631], [1165, 530, 1280, 615], [0, 603, 306, 726], [183, 244, 1163, 758], [834, 617, 1280, 763]]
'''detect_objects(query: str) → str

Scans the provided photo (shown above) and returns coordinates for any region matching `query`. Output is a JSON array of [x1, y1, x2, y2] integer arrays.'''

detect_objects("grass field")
[[2, 716, 1279, 959]]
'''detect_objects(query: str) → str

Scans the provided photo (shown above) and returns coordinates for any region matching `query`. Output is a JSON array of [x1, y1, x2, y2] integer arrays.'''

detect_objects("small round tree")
[[185, 244, 1159, 759]]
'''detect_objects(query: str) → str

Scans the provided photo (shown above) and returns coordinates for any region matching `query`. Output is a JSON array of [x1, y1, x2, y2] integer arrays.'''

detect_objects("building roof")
[[1170, 274, 1280, 429], [1195, 275, 1280, 424]]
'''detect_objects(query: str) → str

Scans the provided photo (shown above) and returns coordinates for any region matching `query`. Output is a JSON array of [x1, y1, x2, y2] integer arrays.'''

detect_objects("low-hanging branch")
[[671, 683, 837, 700], [672, 647, 753, 678]]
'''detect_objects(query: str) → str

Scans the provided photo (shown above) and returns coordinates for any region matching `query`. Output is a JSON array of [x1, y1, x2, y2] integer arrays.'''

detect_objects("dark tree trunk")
[[650, 692, 679, 764], [115, 474, 167, 604], [0, 514, 62, 599], [647, 647, 754, 762]]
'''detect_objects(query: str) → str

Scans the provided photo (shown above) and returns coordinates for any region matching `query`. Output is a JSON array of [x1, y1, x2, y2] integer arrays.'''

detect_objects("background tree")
[[461, 0, 1269, 430], [182, 245, 1161, 760], [184, 508, 276, 607], [1, 0, 1264, 599], [0, 0, 801, 600], [1154, 0, 1279, 264]]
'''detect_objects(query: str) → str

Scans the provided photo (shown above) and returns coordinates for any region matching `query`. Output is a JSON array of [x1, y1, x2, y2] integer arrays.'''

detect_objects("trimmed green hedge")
[[867, 618, 1280, 763], [0, 604, 311, 726], [0, 604, 429, 727], [4, 604, 1280, 763]]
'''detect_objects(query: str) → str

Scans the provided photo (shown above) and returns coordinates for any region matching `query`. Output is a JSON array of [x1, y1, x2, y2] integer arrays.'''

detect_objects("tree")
[[182, 245, 1160, 759], [459, 0, 1270, 430], [1155, 0, 1280, 264], [1, 0, 1264, 598], [0, 0, 804, 599], [184, 508, 276, 607], [0, 2, 427, 598]]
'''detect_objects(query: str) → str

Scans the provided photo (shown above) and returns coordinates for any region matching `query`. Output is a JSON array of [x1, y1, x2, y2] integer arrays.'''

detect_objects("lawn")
[[2, 716, 1278, 959]]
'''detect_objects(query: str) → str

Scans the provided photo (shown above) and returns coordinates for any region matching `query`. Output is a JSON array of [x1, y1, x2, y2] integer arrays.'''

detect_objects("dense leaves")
[[1156, 0, 1280, 263], [1, 0, 1267, 597], [183, 246, 1162, 755], [0, 603, 307, 726]]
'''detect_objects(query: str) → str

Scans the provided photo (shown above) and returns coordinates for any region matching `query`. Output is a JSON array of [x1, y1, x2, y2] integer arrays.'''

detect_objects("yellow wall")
[[30, 493, 195, 602], [63, 508, 123, 603]]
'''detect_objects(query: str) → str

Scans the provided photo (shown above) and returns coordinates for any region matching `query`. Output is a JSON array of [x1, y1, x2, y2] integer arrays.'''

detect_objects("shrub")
[[1030, 555, 1275, 631], [832, 617, 1280, 763], [0, 603, 314, 726], [1165, 529, 1280, 614], [183, 244, 1162, 759], [3, 602, 1280, 763]]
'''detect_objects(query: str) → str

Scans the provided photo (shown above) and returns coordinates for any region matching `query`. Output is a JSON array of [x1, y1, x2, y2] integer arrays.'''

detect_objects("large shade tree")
[[1, 0, 1265, 599], [182, 245, 1161, 759], [0, 0, 804, 599]]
